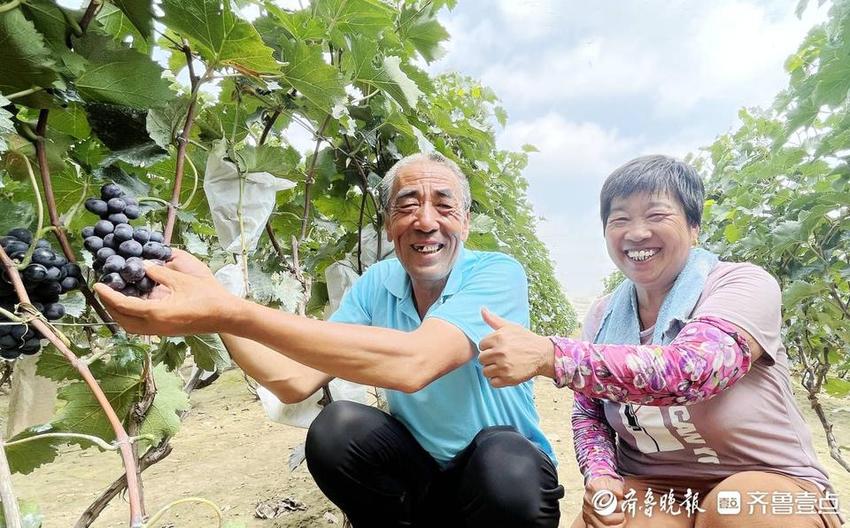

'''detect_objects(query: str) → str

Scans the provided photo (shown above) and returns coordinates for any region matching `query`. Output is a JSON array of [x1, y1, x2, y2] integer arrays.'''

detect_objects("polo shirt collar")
[[383, 246, 468, 301]]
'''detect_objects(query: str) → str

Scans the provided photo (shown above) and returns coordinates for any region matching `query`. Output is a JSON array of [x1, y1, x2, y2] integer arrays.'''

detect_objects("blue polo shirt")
[[329, 248, 555, 465]]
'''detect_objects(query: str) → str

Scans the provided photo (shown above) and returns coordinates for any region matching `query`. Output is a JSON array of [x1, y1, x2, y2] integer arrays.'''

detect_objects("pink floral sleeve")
[[572, 393, 621, 484], [553, 316, 752, 406]]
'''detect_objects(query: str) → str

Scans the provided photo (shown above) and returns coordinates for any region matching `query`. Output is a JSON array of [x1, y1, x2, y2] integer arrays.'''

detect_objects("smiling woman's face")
[[385, 160, 470, 291], [604, 191, 699, 293]]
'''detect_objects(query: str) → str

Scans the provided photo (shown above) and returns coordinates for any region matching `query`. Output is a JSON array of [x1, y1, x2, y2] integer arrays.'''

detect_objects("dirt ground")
[[6, 367, 849, 528]]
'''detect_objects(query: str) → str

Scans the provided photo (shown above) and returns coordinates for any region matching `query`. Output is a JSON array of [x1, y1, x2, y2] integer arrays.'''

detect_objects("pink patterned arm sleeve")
[[553, 316, 752, 406], [572, 393, 621, 484]]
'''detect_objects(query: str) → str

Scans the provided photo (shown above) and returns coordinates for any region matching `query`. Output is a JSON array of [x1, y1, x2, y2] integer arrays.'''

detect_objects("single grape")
[[124, 205, 141, 220], [119, 240, 143, 258], [149, 231, 164, 243], [121, 285, 141, 297], [9, 325, 26, 340], [48, 253, 67, 267], [142, 241, 164, 260], [113, 224, 134, 242], [61, 276, 78, 292], [85, 198, 109, 216], [101, 272, 126, 291], [103, 254, 126, 274], [132, 227, 151, 244], [20, 338, 41, 355], [120, 257, 145, 283], [84, 236, 104, 252], [101, 183, 124, 201], [94, 220, 114, 237], [0, 335, 18, 349], [7, 228, 32, 244], [102, 233, 117, 249], [81, 226, 95, 239], [31, 248, 54, 266], [137, 276, 155, 293], [161, 245, 173, 261], [22, 264, 48, 283], [107, 213, 129, 225], [43, 303, 65, 320], [107, 197, 126, 213], [45, 266, 61, 282], [96, 247, 116, 261], [5, 241, 28, 260], [64, 263, 82, 278]]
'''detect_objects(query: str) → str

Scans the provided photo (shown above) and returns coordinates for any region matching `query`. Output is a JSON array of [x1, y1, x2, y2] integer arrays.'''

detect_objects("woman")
[[478, 155, 843, 528]]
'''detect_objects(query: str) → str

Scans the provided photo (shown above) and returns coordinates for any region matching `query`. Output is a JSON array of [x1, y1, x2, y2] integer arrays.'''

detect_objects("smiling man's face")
[[386, 160, 470, 293]]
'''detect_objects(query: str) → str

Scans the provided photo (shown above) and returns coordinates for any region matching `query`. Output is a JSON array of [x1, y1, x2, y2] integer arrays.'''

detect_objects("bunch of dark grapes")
[[82, 183, 172, 297], [0, 229, 82, 360]]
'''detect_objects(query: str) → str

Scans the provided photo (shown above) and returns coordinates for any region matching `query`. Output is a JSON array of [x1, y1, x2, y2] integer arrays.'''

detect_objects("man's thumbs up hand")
[[478, 307, 557, 388], [481, 307, 512, 330]]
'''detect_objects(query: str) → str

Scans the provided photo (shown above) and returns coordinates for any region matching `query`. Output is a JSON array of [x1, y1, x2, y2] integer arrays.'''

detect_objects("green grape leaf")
[[161, 0, 278, 74], [109, 0, 154, 41], [238, 144, 300, 177], [35, 340, 91, 382], [0, 94, 13, 154], [96, 3, 150, 54], [147, 97, 191, 149], [0, 9, 59, 102], [22, 0, 89, 78], [153, 337, 189, 371], [280, 39, 346, 111], [138, 366, 190, 446], [397, 6, 449, 63], [313, 0, 394, 45], [47, 103, 91, 140], [5, 425, 62, 475], [344, 36, 422, 110], [73, 33, 172, 108], [783, 280, 825, 306], [53, 365, 141, 444], [186, 334, 231, 372]]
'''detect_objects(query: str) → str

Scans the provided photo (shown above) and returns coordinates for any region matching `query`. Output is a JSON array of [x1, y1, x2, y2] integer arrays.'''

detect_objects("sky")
[[427, 0, 828, 301]]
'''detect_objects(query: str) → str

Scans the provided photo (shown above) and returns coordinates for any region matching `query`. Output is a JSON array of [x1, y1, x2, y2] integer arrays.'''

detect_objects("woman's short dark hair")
[[599, 155, 705, 228]]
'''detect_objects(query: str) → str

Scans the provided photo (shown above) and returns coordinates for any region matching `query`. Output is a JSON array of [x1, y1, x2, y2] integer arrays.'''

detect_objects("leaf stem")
[[4, 432, 115, 451], [144, 497, 223, 528], [4, 87, 41, 100], [0, 246, 143, 527], [0, 0, 21, 14]]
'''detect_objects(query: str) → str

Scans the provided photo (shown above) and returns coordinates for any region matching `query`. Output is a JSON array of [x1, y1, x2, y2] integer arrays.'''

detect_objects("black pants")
[[305, 401, 564, 528]]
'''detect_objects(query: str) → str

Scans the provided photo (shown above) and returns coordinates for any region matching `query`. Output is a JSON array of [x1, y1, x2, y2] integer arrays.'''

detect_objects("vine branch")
[[0, 433, 22, 528], [300, 115, 332, 243], [0, 246, 143, 527], [163, 40, 208, 244]]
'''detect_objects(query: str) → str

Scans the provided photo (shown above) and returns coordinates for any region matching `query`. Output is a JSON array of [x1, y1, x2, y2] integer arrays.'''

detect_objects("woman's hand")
[[582, 476, 626, 528], [478, 307, 556, 387], [94, 249, 240, 336]]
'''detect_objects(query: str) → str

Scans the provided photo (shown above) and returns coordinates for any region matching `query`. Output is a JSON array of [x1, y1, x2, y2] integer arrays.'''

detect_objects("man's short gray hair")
[[379, 152, 472, 214], [600, 155, 705, 228]]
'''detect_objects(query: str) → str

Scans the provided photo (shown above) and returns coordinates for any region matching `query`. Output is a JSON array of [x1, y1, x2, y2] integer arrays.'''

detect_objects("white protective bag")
[[203, 140, 296, 253]]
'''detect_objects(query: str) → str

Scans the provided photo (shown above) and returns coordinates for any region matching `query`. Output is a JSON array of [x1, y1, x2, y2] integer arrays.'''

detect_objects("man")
[[95, 152, 564, 527]]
